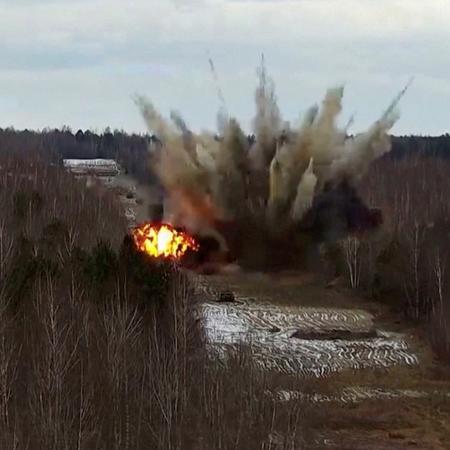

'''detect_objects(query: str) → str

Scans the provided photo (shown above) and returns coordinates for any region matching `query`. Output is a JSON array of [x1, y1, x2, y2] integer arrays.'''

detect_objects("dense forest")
[[0, 149, 306, 449]]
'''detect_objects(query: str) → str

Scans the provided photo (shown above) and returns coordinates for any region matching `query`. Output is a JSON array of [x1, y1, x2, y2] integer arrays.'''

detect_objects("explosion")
[[135, 57, 411, 269], [131, 222, 199, 259]]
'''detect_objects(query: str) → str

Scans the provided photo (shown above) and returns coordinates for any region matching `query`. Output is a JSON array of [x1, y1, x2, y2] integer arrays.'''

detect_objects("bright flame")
[[131, 222, 199, 259]]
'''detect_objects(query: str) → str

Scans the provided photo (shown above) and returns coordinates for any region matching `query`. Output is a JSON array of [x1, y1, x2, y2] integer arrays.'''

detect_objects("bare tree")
[[341, 236, 361, 289]]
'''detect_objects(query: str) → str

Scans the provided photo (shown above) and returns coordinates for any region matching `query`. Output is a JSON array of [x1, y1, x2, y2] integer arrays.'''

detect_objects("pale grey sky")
[[0, 0, 449, 135]]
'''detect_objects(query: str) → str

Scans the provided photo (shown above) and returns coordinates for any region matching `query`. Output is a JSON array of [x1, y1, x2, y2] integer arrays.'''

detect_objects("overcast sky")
[[0, 0, 449, 135]]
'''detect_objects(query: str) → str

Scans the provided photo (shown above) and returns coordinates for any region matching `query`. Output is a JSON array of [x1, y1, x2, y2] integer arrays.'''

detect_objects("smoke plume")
[[136, 60, 410, 269]]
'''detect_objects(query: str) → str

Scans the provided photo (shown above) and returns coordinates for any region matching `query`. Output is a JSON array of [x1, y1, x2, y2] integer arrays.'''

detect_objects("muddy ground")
[[196, 270, 450, 450]]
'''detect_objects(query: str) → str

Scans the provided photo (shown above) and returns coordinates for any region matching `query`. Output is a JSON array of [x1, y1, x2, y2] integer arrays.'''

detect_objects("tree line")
[[1, 127, 449, 183]]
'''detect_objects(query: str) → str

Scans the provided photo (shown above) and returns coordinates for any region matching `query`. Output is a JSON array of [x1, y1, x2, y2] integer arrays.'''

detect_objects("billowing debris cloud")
[[136, 58, 409, 269]]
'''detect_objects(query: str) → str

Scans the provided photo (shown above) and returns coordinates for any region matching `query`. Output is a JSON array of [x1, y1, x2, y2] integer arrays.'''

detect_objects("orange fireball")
[[131, 223, 199, 259]]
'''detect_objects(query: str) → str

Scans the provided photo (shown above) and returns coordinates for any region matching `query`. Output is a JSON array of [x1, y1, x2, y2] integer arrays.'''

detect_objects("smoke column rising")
[[136, 59, 410, 267]]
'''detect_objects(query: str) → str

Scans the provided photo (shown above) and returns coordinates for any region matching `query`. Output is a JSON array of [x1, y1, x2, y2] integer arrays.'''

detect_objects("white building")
[[63, 159, 120, 176]]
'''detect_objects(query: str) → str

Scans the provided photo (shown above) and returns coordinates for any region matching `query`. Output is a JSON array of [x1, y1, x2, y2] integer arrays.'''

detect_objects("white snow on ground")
[[198, 297, 418, 377], [273, 387, 443, 403]]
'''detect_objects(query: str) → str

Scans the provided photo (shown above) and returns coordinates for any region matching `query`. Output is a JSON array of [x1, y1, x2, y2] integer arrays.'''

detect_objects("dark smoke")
[[135, 58, 410, 270]]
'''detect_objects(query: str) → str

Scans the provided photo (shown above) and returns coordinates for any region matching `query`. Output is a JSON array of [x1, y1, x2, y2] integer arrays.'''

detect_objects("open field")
[[198, 295, 417, 376], [196, 270, 450, 449]]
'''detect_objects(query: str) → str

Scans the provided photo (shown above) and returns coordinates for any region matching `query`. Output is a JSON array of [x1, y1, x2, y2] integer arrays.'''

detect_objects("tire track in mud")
[[195, 282, 418, 377]]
